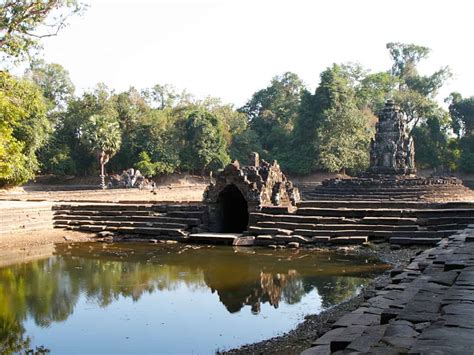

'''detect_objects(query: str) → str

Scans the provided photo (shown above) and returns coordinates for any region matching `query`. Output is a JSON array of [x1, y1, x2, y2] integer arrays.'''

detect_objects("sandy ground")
[[0, 229, 95, 267], [0, 184, 207, 203]]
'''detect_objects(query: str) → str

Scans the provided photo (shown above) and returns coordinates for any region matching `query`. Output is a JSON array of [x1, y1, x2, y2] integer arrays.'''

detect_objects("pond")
[[0, 243, 389, 354]]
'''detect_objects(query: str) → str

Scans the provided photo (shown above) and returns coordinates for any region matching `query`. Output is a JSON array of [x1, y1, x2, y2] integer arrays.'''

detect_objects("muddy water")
[[0, 243, 389, 354]]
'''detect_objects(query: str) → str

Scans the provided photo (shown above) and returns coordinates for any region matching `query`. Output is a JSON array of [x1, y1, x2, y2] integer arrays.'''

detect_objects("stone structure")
[[108, 168, 149, 189], [369, 99, 415, 175], [302, 227, 474, 354], [203, 153, 300, 233]]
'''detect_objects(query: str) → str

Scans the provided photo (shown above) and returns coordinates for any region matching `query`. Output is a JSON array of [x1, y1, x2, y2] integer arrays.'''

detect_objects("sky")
[[38, 0, 474, 107]]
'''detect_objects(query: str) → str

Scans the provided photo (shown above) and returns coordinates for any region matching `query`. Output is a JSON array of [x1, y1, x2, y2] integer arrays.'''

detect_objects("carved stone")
[[369, 100, 416, 175], [203, 154, 300, 233]]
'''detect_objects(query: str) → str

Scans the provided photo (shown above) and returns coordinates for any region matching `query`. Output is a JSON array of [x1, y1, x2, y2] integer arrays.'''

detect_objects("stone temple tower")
[[369, 100, 416, 175]]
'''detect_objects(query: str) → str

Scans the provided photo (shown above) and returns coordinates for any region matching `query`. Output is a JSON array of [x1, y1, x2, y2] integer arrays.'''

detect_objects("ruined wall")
[[203, 154, 300, 232]]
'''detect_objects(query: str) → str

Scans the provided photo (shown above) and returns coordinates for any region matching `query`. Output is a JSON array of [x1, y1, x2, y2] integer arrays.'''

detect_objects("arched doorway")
[[216, 184, 249, 233]]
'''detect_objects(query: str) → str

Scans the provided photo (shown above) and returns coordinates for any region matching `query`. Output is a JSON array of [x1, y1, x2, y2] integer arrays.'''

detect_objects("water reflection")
[[0, 243, 388, 354]]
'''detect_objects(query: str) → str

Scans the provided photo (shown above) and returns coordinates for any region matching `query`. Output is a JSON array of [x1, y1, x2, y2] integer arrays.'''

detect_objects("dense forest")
[[1, 1, 473, 187]]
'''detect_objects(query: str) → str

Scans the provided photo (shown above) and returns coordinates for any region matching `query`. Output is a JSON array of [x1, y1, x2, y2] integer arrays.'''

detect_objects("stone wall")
[[0, 201, 54, 237], [203, 154, 300, 232]]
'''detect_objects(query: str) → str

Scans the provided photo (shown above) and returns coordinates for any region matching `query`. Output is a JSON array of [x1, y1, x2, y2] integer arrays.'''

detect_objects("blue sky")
[[37, 0, 474, 107]]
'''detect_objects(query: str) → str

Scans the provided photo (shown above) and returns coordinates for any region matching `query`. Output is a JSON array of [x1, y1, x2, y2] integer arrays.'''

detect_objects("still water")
[[0, 243, 388, 354]]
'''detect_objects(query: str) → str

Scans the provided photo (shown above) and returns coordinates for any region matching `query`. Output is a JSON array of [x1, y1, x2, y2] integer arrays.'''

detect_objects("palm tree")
[[81, 114, 121, 188]]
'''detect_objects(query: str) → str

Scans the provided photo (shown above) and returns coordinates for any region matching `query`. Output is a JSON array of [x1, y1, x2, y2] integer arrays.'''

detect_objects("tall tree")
[[240, 72, 308, 161], [314, 65, 373, 173], [0, 71, 50, 186], [180, 109, 230, 173], [24, 59, 75, 112], [80, 114, 122, 188], [447, 93, 474, 172]]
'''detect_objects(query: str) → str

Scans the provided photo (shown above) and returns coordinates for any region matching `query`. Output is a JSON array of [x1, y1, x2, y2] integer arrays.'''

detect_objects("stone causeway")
[[302, 226, 474, 354]]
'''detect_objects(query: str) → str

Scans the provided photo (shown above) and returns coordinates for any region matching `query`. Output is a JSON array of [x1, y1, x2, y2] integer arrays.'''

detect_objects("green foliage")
[[80, 113, 122, 163], [135, 151, 175, 178], [25, 59, 75, 111], [356, 72, 399, 112], [1, 42, 471, 185], [448, 93, 474, 138], [240, 72, 308, 160], [0, 0, 85, 63], [459, 136, 474, 173], [0, 71, 49, 186], [180, 109, 230, 173], [314, 65, 372, 173]]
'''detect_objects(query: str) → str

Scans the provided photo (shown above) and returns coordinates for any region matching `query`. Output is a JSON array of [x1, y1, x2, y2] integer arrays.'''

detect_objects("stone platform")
[[300, 175, 474, 202], [246, 202, 474, 246], [302, 226, 474, 354]]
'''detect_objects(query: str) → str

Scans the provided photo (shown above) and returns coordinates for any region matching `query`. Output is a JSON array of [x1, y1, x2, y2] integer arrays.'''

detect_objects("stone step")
[[53, 219, 188, 229], [165, 211, 204, 218], [389, 237, 442, 245], [255, 221, 421, 232], [68, 224, 187, 236], [152, 204, 205, 212], [1, 213, 54, 224], [260, 206, 292, 214], [0, 221, 53, 234], [53, 214, 201, 226], [249, 213, 423, 226], [187, 233, 241, 245], [247, 226, 293, 236], [296, 208, 404, 218], [297, 200, 474, 210], [54, 209, 156, 217], [423, 216, 474, 225], [296, 207, 474, 218], [331, 236, 368, 245], [53, 204, 153, 211], [294, 229, 446, 239], [360, 217, 419, 225]]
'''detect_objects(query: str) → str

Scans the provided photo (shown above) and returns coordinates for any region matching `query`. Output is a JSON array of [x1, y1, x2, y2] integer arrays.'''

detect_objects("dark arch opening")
[[216, 184, 249, 233]]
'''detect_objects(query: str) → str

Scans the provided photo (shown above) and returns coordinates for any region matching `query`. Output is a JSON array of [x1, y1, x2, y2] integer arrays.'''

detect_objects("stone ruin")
[[203, 153, 300, 233], [369, 99, 416, 175], [108, 168, 149, 189], [317, 99, 472, 201]]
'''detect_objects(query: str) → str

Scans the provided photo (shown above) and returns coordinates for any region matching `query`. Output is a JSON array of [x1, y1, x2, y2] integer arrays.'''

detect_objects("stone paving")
[[302, 226, 474, 354]]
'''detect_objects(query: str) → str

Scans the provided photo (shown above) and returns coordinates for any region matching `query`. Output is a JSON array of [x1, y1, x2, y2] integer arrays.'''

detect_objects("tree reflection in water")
[[0, 243, 388, 353]]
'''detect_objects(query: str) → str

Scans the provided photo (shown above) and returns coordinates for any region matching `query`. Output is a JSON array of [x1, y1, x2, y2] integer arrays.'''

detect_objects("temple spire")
[[369, 100, 416, 175]]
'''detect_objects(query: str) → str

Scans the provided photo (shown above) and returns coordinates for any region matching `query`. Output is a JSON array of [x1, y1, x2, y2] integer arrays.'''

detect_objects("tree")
[[289, 65, 373, 175], [448, 93, 474, 138], [448, 93, 474, 172], [24, 59, 75, 112], [240, 72, 308, 161], [0, 0, 84, 62], [180, 109, 230, 173], [0, 71, 50, 186], [80, 114, 122, 188], [314, 65, 373, 173]]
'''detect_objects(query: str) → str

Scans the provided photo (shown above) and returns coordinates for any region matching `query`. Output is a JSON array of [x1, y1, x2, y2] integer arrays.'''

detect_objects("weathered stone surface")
[[300, 345, 331, 355], [346, 324, 387, 353], [428, 270, 459, 286], [369, 100, 416, 175], [303, 228, 474, 354], [204, 154, 300, 232], [411, 326, 474, 354], [333, 313, 380, 327], [287, 242, 300, 249]]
